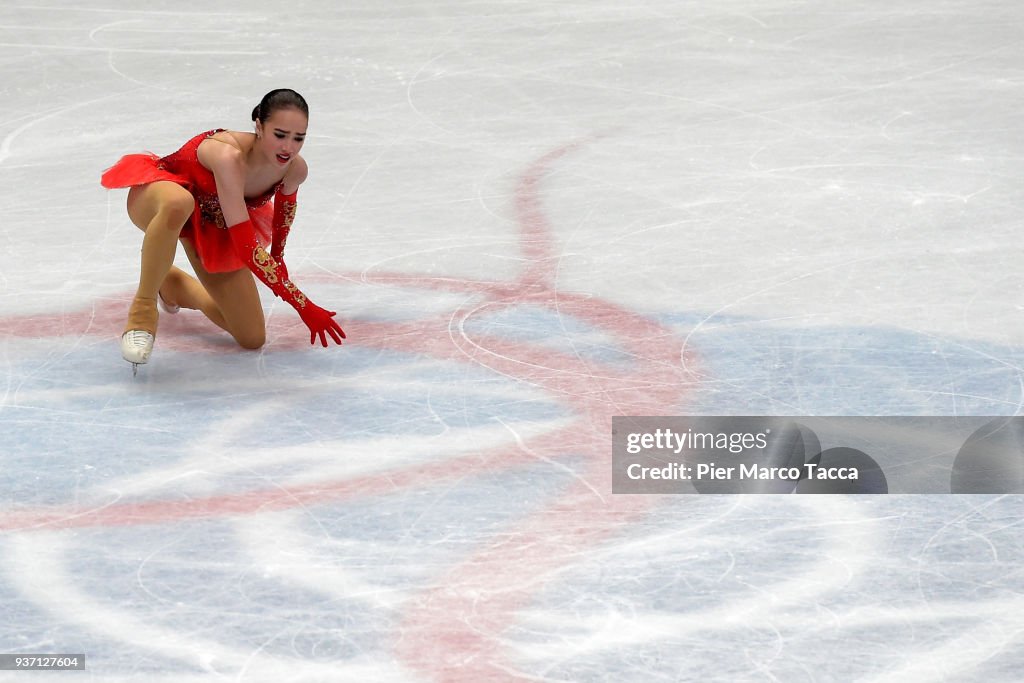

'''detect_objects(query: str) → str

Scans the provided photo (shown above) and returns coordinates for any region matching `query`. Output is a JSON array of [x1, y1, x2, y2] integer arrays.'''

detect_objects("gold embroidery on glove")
[[273, 201, 296, 257], [252, 245, 279, 284], [281, 200, 297, 228], [283, 280, 307, 308], [273, 231, 289, 259]]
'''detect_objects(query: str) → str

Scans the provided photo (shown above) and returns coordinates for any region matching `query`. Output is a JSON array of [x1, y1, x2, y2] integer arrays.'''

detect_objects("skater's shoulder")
[[197, 133, 246, 176], [284, 155, 308, 188]]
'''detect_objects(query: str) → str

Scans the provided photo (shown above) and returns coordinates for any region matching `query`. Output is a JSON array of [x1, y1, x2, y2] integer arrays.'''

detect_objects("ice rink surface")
[[1, 1, 1023, 680]]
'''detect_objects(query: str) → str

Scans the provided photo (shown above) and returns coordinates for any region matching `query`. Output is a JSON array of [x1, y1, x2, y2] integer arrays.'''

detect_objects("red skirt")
[[101, 154, 273, 274]]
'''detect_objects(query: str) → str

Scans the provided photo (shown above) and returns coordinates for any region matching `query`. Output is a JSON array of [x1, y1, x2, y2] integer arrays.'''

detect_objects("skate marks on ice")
[[0, 134, 699, 680], [3, 129, 1023, 681]]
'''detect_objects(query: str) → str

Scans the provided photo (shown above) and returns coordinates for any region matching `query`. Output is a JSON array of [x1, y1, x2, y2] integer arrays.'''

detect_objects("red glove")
[[271, 188, 297, 281], [227, 218, 345, 346], [298, 301, 345, 347]]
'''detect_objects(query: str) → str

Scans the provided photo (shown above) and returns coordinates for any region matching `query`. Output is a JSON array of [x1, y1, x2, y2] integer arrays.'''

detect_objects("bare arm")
[[196, 141, 343, 346], [199, 141, 250, 227], [281, 155, 308, 195]]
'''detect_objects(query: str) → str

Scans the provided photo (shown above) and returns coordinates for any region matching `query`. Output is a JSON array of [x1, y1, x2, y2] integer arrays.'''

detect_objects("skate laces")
[[122, 330, 154, 346]]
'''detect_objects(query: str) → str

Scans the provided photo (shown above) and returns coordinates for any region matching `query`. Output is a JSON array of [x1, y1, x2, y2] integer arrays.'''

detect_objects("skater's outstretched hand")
[[298, 301, 345, 347]]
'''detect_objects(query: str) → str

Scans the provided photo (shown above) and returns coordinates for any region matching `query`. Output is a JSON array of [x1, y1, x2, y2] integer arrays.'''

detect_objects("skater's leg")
[[120, 181, 195, 367], [158, 265, 230, 333], [127, 183, 233, 334], [126, 181, 195, 302], [181, 240, 266, 350]]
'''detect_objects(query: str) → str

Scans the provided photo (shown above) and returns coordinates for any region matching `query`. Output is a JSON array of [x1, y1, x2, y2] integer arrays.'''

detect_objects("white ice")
[[1, 1, 1023, 681]]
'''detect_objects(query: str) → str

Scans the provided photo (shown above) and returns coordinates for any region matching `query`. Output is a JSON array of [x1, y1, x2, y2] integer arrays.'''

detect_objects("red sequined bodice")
[[157, 129, 282, 229], [101, 129, 282, 273]]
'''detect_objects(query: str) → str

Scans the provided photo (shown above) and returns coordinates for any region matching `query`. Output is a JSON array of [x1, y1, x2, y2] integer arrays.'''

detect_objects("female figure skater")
[[101, 88, 345, 373]]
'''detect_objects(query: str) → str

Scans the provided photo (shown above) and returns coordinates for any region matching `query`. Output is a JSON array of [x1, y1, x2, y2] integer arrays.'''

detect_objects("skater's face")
[[256, 107, 307, 167]]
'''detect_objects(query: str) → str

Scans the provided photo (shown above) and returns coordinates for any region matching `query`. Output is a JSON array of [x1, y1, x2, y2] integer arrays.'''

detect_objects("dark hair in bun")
[[252, 89, 309, 123]]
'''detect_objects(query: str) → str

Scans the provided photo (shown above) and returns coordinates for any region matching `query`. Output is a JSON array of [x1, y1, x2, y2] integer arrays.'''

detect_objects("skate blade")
[[121, 330, 154, 368]]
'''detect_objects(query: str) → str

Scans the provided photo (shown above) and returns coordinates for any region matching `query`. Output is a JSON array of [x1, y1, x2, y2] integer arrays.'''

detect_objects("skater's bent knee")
[[127, 183, 195, 232], [159, 194, 195, 226], [235, 331, 266, 350]]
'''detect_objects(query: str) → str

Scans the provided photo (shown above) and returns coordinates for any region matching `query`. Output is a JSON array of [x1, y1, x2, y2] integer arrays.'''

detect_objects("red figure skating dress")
[[100, 129, 277, 273]]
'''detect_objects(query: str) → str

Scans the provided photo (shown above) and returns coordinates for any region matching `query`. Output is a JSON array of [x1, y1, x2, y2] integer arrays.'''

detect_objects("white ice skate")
[[122, 295, 159, 376], [121, 330, 154, 375]]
